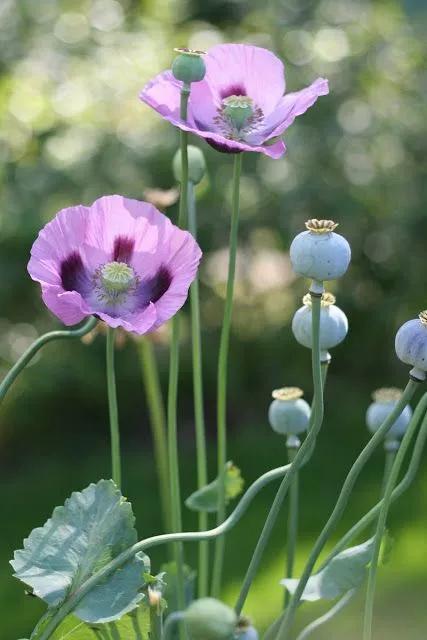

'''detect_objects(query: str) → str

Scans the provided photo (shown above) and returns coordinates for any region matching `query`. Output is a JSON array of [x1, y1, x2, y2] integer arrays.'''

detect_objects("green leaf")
[[12, 480, 150, 623], [185, 462, 244, 513], [49, 602, 151, 640], [282, 538, 375, 602]]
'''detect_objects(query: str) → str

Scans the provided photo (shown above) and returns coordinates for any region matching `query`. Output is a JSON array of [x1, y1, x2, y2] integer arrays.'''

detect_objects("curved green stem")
[[276, 378, 419, 640], [188, 181, 209, 597], [164, 612, 184, 640], [381, 447, 396, 498], [363, 401, 427, 639], [34, 462, 292, 640], [137, 337, 170, 531], [284, 446, 299, 608], [0, 316, 97, 403], [320, 392, 427, 568], [106, 327, 121, 488], [234, 292, 324, 616], [295, 588, 357, 640], [211, 152, 243, 597]]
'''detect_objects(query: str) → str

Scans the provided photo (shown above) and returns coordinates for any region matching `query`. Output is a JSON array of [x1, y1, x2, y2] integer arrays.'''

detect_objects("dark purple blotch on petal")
[[60, 251, 90, 294], [137, 265, 172, 307], [220, 84, 246, 99], [113, 235, 135, 263], [206, 138, 243, 154]]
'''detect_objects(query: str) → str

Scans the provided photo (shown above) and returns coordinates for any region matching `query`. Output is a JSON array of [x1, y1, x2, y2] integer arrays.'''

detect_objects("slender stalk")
[[363, 406, 424, 639], [320, 392, 427, 567], [106, 327, 121, 488], [137, 337, 171, 531], [380, 447, 396, 498], [276, 378, 419, 640], [163, 612, 184, 640], [34, 463, 293, 640], [166, 83, 190, 616], [234, 292, 324, 616], [295, 588, 357, 640], [211, 152, 243, 597], [284, 445, 299, 608], [0, 316, 97, 403], [188, 181, 209, 597]]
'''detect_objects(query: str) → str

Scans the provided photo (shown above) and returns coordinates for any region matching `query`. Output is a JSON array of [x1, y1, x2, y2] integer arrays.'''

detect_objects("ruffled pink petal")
[[28, 205, 89, 285], [41, 285, 88, 326], [96, 303, 157, 335], [259, 78, 329, 141], [202, 44, 285, 116], [151, 230, 202, 329]]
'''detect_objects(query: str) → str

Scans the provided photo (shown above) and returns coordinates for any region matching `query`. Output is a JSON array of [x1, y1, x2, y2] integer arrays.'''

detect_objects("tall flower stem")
[[234, 291, 324, 616], [188, 181, 209, 597], [380, 447, 396, 498], [284, 444, 299, 608], [211, 152, 243, 597], [0, 316, 97, 403], [106, 327, 121, 488], [276, 378, 419, 640], [166, 83, 190, 613], [137, 336, 171, 531], [363, 404, 424, 640]]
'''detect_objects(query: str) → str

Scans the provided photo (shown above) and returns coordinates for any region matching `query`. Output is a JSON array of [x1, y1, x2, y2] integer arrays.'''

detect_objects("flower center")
[[305, 219, 339, 234], [95, 261, 137, 305], [214, 95, 263, 141]]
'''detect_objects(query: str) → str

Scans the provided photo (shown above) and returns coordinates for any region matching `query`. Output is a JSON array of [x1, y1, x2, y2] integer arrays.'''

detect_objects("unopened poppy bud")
[[292, 292, 348, 361], [172, 48, 206, 84], [366, 388, 412, 441], [184, 598, 237, 640], [395, 311, 427, 381], [173, 145, 206, 185], [290, 219, 351, 283], [268, 387, 310, 436]]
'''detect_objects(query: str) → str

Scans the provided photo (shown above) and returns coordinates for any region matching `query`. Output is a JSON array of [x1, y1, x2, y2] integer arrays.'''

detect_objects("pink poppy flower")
[[28, 195, 202, 334], [140, 43, 329, 158]]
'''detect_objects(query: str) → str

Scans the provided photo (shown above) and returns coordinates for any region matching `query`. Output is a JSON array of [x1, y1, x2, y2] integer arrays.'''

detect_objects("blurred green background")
[[1, 0, 427, 638]]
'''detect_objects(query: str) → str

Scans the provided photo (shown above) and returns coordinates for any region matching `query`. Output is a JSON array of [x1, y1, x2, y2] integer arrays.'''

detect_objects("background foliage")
[[1, 0, 426, 638]]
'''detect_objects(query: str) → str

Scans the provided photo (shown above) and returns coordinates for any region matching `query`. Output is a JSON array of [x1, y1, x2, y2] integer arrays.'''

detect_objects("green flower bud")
[[173, 145, 207, 185], [184, 598, 237, 640], [172, 48, 206, 84]]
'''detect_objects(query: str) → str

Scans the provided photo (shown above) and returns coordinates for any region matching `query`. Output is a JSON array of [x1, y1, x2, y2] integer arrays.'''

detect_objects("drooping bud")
[[184, 598, 237, 640], [366, 388, 413, 444], [268, 387, 310, 437], [290, 219, 351, 284], [173, 145, 206, 185], [172, 48, 206, 84]]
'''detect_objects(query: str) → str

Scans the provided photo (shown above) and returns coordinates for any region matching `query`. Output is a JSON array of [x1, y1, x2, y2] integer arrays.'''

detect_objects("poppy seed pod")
[[292, 292, 348, 361], [236, 619, 259, 640], [290, 219, 351, 283], [184, 598, 237, 640], [172, 48, 206, 84], [173, 145, 206, 185], [395, 311, 427, 381], [268, 387, 310, 436], [366, 388, 413, 441]]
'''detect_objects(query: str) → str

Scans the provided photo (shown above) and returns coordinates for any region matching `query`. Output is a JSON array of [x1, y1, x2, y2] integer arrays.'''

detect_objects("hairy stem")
[[106, 327, 121, 488], [211, 152, 243, 597], [0, 316, 97, 403]]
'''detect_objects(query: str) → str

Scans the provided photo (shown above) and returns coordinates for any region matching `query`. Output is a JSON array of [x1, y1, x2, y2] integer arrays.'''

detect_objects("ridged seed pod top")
[[290, 219, 351, 283]]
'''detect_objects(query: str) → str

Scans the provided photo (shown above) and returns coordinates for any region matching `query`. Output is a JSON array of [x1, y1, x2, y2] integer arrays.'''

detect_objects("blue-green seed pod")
[[172, 48, 206, 84], [184, 598, 237, 640], [290, 219, 351, 282], [173, 145, 206, 185], [236, 620, 259, 640], [366, 388, 413, 441], [395, 311, 427, 381], [292, 292, 348, 361], [268, 387, 310, 436]]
